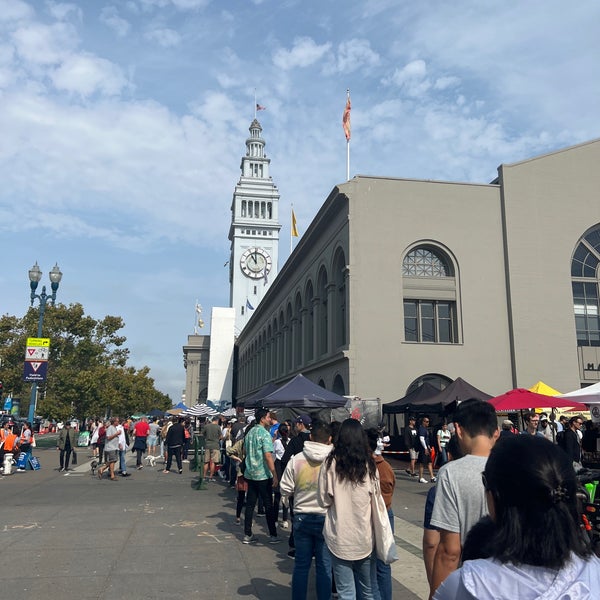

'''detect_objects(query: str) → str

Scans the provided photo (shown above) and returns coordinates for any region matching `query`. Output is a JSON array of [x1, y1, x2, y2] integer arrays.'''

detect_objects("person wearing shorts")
[[404, 416, 418, 477], [98, 417, 120, 481], [203, 416, 222, 482]]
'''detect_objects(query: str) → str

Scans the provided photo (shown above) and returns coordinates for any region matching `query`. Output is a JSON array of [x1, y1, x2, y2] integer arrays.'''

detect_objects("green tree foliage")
[[0, 303, 171, 420]]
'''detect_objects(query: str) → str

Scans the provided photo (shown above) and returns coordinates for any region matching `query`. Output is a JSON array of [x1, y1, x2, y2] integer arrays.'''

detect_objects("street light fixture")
[[27, 262, 63, 423]]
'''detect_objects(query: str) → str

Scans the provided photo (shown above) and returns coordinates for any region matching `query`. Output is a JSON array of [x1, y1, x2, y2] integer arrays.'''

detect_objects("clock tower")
[[229, 118, 281, 335]]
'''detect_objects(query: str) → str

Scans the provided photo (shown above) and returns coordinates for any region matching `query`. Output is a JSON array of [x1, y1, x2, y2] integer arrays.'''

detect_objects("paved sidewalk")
[[0, 448, 426, 599]]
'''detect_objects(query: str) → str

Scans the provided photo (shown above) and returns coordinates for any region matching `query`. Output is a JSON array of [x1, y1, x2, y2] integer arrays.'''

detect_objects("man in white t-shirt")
[[429, 399, 499, 599]]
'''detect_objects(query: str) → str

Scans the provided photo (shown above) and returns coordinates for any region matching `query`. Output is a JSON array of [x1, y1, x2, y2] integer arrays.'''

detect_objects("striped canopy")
[[182, 403, 218, 416]]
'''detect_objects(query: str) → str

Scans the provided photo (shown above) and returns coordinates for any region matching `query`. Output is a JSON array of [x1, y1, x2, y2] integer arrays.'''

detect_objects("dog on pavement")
[[145, 455, 160, 467], [90, 460, 98, 476]]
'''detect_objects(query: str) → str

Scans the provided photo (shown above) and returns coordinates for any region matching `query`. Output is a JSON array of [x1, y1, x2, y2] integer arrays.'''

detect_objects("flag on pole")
[[342, 94, 351, 141], [291, 209, 299, 237], [256, 103, 266, 111], [246, 299, 255, 311]]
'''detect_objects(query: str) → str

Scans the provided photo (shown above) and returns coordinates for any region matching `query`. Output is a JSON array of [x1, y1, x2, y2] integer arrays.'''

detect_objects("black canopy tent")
[[383, 377, 493, 448], [382, 382, 442, 440], [382, 382, 442, 415], [427, 377, 492, 406], [261, 374, 349, 423], [237, 382, 280, 409]]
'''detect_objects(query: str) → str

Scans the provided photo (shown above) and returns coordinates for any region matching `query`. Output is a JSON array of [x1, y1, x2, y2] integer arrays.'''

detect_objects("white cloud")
[[434, 76, 460, 90], [273, 37, 331, 70], [100, 6, 131, 38], [137, 0, 210, 10], [382, 59, 431, 97], [0, 0, 34, 22], [144, 27, 181, 47], [46, 2, 82, 22], [51, 53, 128, 97], [12, 22, 79, 65], [325, 38, 380, 74]]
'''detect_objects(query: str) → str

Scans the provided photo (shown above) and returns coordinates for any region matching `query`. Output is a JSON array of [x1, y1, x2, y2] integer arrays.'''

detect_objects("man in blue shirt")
[[243, 408, 280, 544]]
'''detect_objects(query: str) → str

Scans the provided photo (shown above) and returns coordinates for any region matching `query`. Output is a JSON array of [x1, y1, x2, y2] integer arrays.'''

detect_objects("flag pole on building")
[[342, 89, 351, 181], [291, 204, 299, 253]]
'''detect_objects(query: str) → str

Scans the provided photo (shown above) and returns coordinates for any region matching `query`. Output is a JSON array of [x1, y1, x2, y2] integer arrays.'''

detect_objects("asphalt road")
[[0, 443, 431, 600]]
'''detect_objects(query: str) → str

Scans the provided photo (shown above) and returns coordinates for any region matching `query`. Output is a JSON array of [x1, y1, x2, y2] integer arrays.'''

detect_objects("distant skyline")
[[1, 0, 599, 403]]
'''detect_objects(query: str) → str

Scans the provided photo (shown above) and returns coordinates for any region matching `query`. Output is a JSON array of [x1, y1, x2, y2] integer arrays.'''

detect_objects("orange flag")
[[342, 95, 351, 141]]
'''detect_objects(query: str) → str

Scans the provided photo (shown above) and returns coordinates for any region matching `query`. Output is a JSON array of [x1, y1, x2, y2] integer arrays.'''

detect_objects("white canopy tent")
[[558, 381, 600, 405]]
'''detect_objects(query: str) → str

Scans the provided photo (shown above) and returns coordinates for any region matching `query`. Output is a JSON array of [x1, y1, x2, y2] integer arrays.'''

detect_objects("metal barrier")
[[192, 435, 206, 490]]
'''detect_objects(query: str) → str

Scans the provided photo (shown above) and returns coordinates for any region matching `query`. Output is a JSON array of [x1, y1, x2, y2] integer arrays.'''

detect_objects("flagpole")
[[346, 89, 350, 181], [290, 203, 294, 254], [254, 89, 257, 119]]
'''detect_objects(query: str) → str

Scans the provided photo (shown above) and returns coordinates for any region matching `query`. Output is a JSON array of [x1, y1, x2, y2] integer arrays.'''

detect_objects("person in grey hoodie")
[[280, 419, 332, 600], [433, 434, 600, 600]]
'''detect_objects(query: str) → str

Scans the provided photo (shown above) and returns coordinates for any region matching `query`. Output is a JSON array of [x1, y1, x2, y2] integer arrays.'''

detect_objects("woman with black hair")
[[434, 435, 600, 600], [317, 418, 377, 599]]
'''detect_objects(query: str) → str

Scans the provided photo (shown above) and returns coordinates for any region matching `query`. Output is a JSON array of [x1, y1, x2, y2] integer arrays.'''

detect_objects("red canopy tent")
[[488, 388, 587, 412]]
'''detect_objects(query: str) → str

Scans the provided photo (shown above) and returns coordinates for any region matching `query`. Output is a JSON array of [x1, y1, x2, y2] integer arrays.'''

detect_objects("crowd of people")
[[3, 402, 599, 599], [220, 402, 600, 600], [0, 419, 37, 473]]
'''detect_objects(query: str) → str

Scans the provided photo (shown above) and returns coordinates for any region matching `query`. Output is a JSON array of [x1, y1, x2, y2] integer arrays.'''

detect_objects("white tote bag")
[[371, 478, 399, 564]]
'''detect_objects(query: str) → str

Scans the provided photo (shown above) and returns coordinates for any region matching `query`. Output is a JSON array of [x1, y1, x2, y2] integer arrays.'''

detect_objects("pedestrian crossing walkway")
[[392, 515, 430, 599]]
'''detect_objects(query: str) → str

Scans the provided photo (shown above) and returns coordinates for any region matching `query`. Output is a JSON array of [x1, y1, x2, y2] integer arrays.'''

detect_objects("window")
[[403, 247, 451, 277], [572, 226, 600, 346], [404, 300, 456, 343], [403, 244, 459, 344]]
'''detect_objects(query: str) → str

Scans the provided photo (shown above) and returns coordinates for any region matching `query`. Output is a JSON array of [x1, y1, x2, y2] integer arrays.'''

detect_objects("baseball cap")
[[540, 415, 549, 422], [229, 418, 237, 423], [295, 415, 312, 427]]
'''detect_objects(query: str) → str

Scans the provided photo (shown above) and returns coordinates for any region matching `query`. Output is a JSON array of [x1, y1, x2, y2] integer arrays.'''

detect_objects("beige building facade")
[[235, 139, 600, 405]]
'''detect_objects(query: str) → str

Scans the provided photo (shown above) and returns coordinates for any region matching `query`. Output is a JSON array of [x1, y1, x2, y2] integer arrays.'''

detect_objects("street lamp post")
[[28, 262, 63, 423]]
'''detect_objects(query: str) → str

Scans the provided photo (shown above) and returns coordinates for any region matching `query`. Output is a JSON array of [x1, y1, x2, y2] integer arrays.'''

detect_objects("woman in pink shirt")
[[318, 418, 377, 599]]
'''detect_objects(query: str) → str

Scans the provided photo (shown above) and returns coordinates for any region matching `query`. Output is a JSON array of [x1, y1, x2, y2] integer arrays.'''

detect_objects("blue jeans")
[[370, 509, 394, 600], [119, 449, 127, 473], [292, 513, 332, 600], [331, 553, 374, 600]]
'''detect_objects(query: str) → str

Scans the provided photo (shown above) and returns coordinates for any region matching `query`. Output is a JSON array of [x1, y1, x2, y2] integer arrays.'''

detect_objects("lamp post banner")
[[23, 361, 48, 382]]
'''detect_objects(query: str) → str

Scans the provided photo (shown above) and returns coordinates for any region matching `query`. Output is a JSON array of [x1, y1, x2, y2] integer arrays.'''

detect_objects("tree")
[[0, 303, 171, 420]]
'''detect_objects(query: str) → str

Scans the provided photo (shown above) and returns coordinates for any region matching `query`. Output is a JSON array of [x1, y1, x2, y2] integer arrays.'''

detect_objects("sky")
[[0, 0, 599, 404]]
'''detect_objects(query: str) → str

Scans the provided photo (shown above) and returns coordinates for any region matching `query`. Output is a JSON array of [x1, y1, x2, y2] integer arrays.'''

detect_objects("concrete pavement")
[[0, 446, 432, 599]]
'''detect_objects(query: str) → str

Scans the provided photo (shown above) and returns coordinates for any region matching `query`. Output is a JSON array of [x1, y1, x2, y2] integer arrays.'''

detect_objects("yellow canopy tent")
[[528, 381, 562, 396]]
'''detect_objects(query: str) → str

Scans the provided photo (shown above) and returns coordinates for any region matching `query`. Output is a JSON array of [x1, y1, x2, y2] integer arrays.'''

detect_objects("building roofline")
[[349, 174, 499, 188], [500, 137, 600, 169]]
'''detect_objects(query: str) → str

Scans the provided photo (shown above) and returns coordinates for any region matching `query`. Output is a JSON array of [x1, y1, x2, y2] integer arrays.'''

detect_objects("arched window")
[[317, 267, 329, 355], [305, 281, 314, 363], [572, 225, 600, 346], [402, 244, 459, 344], [294, 293, 303, 368], [332, 374, 346, 396], [286, 303, 293, 372], [332, 248, 347, 348], [406, 373, 452, 395]]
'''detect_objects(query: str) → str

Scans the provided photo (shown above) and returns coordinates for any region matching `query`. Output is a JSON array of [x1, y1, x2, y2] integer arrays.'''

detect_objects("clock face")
[[240, 247, 272, 279]]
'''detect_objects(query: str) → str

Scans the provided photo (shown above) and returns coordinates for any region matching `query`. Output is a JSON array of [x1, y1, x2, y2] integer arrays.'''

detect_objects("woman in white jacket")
[[317, 418, 378, 600], [434, 434, 600, 600]]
